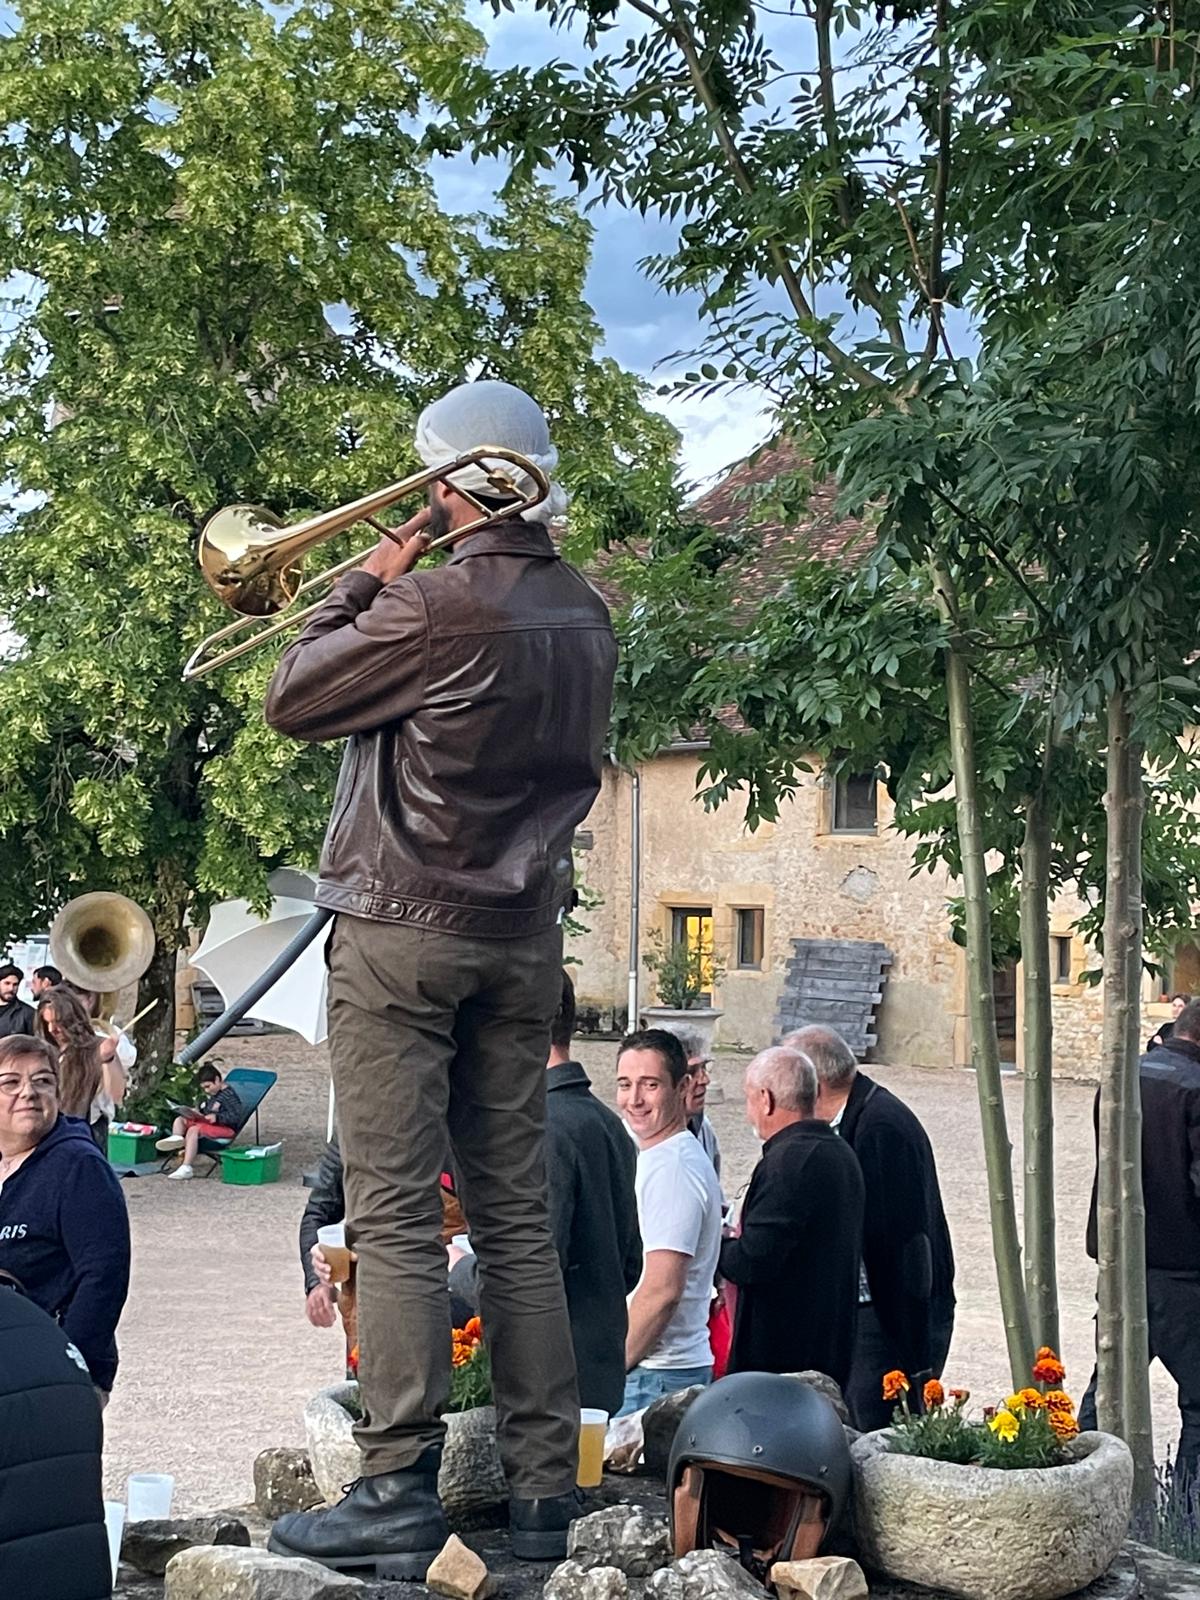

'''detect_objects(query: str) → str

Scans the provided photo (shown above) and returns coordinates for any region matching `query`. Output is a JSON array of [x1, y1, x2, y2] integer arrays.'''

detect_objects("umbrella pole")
[[179, 907, 335, 1067]]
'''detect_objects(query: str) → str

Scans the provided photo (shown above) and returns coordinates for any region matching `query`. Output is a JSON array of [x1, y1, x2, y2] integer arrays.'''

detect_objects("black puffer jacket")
[[0, 1289, 110, 1599]]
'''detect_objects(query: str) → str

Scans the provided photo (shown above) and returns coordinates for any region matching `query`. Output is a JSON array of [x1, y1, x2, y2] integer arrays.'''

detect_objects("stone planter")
[[639, 1007, 722, 1053], [304, 1382, 507, 1525], [851, 1430, 1133, 1600]]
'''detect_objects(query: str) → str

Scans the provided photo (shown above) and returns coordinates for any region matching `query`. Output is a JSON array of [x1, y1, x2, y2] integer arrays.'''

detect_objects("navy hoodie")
[[0, 1115, 131, 1391]]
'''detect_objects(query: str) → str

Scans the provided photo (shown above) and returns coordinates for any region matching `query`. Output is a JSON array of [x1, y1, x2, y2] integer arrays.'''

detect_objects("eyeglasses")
[[0, 1074, 58, 1098]]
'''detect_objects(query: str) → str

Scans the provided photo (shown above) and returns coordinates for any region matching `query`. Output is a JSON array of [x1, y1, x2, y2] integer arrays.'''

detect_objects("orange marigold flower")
[[882, 1370, 910, 1402], [1036, 1347, 1058, 1362], [1031, 1354, 1066, 1386], [1044, 1389, 1075, 1413], [463, 1316, 483, 1342], [1017, 1387, 1047, 1410], [1049, 1410, 1080, 1442], [923, 1379, 945, 1409]]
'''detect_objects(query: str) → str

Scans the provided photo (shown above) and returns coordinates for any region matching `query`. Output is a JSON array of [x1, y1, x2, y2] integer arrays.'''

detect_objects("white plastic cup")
[[577, 1407, 609, 1489], [126, 1472, 174, 1521], [103, 1500, 125, 1582]]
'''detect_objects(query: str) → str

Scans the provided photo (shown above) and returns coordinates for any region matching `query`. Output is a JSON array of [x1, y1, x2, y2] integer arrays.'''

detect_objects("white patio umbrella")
[[192, 870, 336, 1136]]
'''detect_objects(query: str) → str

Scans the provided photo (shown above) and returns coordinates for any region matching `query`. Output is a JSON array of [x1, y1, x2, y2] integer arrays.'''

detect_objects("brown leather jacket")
[[264, 521, 616, 938]]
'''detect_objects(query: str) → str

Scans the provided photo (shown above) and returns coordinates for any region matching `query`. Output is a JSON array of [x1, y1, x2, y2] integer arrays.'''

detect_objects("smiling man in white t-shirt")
[[615, 1029, 723, 1416]]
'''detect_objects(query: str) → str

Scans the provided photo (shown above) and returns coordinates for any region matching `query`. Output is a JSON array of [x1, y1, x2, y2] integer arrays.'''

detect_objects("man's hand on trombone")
[[361, 505, 432, 584]]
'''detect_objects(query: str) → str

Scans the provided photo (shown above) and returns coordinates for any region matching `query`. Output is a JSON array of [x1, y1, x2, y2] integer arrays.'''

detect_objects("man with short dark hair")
[[720, 1046, 864, 1386], [0, 966, 33, 1039], [451, 971, 642, 1415], [785, 1024, 955, 1430], [1082, 997, 1200, 1480], [616, 1029, 722, 1414], [29, 967, 62, 1001]]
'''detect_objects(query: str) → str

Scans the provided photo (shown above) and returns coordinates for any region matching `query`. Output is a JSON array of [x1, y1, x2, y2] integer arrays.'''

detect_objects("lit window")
[[735, 909, 764, 970], [832, 771, 878, 833]]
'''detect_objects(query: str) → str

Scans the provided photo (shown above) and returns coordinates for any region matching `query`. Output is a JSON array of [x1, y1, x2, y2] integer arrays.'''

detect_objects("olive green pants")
[[328, 913, 579, 1494]]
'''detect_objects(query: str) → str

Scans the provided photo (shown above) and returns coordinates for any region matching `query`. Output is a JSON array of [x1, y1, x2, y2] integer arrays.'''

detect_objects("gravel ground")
[[101, 1036, 1182, 1514]]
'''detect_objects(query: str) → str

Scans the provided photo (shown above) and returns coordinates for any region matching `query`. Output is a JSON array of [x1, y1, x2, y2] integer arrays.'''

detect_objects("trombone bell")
[[183, 445, 550, 681]]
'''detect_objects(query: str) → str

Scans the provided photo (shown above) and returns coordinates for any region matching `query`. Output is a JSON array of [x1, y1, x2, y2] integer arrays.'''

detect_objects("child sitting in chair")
[[156, 1065, 244, 1181]]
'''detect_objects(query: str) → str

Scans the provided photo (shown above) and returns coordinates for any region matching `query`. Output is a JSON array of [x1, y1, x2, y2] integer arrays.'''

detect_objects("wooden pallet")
[[774, 938, 893, 1060]]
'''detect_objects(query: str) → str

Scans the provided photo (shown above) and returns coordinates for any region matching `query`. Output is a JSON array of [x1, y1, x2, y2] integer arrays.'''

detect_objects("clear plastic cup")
[[577, 1407, 609, 1488], [104, 1500, 125, 1581], [316, 1222, 353, 1285], [126, 1472, 174, 1521]]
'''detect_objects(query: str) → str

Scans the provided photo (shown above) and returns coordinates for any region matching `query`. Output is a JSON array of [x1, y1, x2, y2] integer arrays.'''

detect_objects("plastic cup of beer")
[[577, 1407, 609, 1489], [317, 1223, 352, 1285]]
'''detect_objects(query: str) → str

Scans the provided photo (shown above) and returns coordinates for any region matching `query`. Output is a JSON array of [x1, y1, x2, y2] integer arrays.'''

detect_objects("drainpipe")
[[628, 765, 642, 1028]]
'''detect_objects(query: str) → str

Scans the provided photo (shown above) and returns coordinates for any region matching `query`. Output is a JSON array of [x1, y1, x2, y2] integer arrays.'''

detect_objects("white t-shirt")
[[632, 1129, 723, 1369]]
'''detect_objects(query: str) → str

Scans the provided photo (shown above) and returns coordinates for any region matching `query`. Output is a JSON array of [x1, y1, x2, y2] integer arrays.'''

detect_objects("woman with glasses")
[[0, 1034, 130, 1403]]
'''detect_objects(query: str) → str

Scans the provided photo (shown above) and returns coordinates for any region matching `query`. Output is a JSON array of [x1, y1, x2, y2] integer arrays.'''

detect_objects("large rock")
[[568, 1505, 673, 1578], [770, 1556, 868, 1600], [164, 1545, 363, 1599], [304, 1384, 507, 1525], [253, 1447, 323, 1519], [852, 1428, 1134, 1600], [782, 1373, 850, 1427], [646, 1550, 763, 1600], [642, 1386, 706, 1478], [122, 1516, 250, 1576], [544, 1560, 630, 1600]]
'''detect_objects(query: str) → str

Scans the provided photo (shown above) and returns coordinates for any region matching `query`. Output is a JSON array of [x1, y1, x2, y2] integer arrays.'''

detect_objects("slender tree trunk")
[[1098, 688, 1153, 1510], [1020, 784, 1059, 1352], [934, 563, 1033, 1384]]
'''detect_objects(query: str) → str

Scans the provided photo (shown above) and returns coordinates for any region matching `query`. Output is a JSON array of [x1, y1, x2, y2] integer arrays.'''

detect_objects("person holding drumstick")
[[264, 381, 616, 1579]]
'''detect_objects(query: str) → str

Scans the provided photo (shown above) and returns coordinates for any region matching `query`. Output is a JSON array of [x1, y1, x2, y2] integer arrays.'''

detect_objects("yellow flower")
[[988, 1410, 1021, 1442], [1004, 1393, 1026, 1413]]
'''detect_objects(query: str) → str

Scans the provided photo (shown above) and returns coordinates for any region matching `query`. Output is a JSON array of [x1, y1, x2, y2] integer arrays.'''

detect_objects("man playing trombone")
[[264, 381, 616, 1579]]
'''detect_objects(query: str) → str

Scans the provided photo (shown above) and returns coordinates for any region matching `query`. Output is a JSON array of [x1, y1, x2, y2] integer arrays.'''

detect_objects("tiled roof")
[[586, 438, 871, 612]]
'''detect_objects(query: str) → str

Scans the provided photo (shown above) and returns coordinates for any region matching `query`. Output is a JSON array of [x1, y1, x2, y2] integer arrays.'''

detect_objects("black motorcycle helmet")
[[667, 1373, 852, 1578]]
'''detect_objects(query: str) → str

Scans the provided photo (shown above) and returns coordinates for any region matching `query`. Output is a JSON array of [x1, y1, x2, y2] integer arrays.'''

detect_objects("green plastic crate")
[[220, 1142, 283, 1185], [108, 1126, 161, 1164]]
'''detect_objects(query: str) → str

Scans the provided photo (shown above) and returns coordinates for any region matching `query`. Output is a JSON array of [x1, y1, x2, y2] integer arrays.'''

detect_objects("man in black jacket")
[[0, 966, 34, 1039], [449, 971, 642, 1416], [0, 1278, 111, 1600], [1081, 999, 1200, 1477], [720, 1045, 864, 1387], [786, 1025, 955, 1431]]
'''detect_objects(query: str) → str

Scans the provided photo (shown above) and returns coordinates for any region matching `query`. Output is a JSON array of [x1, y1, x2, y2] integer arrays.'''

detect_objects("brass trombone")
[[182, 446, 549, 680]]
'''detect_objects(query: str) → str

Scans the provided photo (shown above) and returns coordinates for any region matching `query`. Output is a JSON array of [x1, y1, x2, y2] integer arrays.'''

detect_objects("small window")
[[735, 908, 764, 970], [1052, 936, 1073, 985], [832, 771, 878, 834]]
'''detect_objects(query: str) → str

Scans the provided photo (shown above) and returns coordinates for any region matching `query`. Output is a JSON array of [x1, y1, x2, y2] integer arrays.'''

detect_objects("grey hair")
[[746, 1046, 817, 1114], [782, 1025, 858, 1090], [656, 1021, 707, 1062]]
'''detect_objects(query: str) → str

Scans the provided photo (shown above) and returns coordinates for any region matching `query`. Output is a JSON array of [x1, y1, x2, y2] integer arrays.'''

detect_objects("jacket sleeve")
[[622, 1146, 644, 1293], [1188, 1089, 1200, 1204], [299, 1140, 345, 1293], [719, 1161, 807, 1286], [448, 1254, 481, 1313], [264, 570, 430, 741], [57, 1156, 131, 1391]]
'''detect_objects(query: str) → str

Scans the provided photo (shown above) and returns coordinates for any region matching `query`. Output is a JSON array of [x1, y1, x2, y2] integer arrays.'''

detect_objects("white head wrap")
[[414, 379, 568, 525]]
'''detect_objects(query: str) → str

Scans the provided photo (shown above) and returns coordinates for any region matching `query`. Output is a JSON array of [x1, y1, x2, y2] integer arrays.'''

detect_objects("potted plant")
[[852, 1349, 1134, 1600], [305, 1316, 507, 1526], [640, 930, 725, 1051]]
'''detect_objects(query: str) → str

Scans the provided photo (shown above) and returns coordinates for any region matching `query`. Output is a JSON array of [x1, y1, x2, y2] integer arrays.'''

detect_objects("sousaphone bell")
[[49, 892, 156, 1017]]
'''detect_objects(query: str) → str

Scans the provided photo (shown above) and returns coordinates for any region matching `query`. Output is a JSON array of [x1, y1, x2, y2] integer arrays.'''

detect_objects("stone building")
[[569, 449, 1183, 1078]]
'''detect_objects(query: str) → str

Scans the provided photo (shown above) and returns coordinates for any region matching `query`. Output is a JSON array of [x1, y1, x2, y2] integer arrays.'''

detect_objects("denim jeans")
[[618, 1363, 712, 1417]]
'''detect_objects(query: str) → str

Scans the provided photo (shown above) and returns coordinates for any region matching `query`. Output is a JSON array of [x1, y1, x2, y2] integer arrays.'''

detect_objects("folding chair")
[[189, 1067, 278, 1178]]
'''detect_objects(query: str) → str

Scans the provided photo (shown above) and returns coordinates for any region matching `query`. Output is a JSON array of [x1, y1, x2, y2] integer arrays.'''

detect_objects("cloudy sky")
[[438, 2, 781, 489]]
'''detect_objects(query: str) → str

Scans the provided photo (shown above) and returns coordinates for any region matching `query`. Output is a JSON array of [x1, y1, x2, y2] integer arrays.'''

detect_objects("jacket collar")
[[837, 1070, 877, 1143], [762, 1117, 836, 1153], [1148, 1036, 1200, 1069], [547, 1061, 591, 1092], [447, 521, 559, 564]]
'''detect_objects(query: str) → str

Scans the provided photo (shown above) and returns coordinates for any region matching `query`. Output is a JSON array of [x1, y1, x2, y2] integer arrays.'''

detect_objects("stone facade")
[[568, 749, 1174, 1080]]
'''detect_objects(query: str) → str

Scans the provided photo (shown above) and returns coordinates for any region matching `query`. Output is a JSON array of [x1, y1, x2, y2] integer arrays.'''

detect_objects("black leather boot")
[[269, 1452, 449, 1580], [509, 1489, 584, 1561]]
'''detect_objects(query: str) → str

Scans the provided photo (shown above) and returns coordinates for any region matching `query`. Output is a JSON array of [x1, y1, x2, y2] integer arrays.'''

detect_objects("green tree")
[[0, 0, 679, 1080]]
